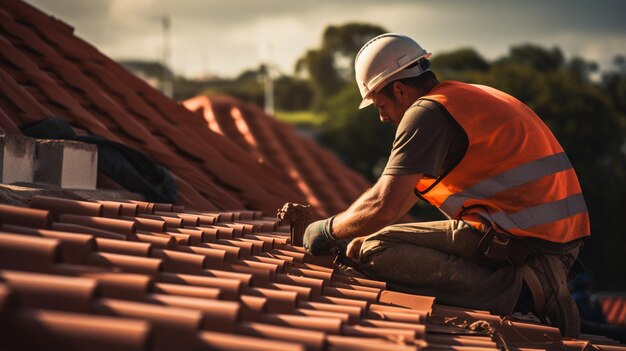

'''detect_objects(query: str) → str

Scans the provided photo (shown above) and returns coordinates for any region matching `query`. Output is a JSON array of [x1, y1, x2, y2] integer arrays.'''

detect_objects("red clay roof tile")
[[0, 231, 60, 270], [134, 232, 175, 249], [1, 269, 96, 311], [30, 195, 103, 218], [95, 237, 151, 257], [325, 335, 420, 350], [295, 306, 351, 323], [83, 272, 151, 300], [238, 321, 326, 351], [52, 222, 127, 240], [152, 281, 221, 300], [599, 295, 626, 326], [144, 293, 240, 332], [3, 224, 94, 263], [4, 309, 151, 351], [0, 203, 51, 228], [93, 297, 202, 350], [200, 330, 305, 351], [59, 214, 136, 238]]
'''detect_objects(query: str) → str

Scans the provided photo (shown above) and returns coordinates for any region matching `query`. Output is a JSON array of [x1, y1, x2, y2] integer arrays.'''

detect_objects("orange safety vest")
[[416, 81, 590, 243]]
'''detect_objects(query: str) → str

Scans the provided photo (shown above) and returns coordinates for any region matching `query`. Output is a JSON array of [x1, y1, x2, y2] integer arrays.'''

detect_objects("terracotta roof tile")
[[52, 222, 127, 241], [238, 321, 326, 350], [599, 295, 626, 326], [0, 231, 60, 271], [93, 297, 203, 350], [4, 309, 151, 351], [82, 272, 151, 300], [200, 330, 306, 351], [0, 203, 51, 227], [3, 224, 95, 263]]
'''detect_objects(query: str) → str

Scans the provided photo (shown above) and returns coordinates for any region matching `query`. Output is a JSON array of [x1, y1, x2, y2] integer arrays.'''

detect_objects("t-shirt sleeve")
[[382, 100, 454, 177]]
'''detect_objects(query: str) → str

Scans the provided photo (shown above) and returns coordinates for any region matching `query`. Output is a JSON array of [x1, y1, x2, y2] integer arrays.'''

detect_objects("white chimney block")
[[35, 140, 98, 190]]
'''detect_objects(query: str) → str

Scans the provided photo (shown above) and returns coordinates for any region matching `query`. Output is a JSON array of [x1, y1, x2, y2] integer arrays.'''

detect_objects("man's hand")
[[303, 217, 336, 255]]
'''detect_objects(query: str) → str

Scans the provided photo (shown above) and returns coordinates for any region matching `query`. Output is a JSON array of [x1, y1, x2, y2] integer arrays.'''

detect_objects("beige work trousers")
[[357, 220, 580, 315]]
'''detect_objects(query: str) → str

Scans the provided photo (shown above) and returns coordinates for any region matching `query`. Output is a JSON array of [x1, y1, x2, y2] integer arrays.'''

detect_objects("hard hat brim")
[[358, 97, 374, 109]]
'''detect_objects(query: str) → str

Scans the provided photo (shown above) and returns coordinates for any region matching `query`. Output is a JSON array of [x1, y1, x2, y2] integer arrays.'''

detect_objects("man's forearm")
[[331, 174, 423, 240], [332, 189, 390, 240], [302, 173, 422, 256]]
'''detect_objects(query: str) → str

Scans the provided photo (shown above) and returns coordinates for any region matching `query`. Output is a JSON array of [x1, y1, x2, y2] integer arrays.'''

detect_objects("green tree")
[[274, 76, 313, 111], [431, 47, 489, 79], [296, 23, 386, 108], [602, 55, 626, 115], [318, 85, 396, 179], [567, 57, 599, 83], [495, 44, 564, 72], [296, 49, 344, 105]]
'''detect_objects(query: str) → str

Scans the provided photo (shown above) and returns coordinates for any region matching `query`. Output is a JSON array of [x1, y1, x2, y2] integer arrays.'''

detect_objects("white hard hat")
[[355, 33, 431, 109]]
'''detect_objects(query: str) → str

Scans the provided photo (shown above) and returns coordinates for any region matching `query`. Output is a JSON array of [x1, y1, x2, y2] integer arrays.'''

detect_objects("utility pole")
[[263, 65, 275, 116], [161, 15, 173, 97], [263, 43, 275, 115]]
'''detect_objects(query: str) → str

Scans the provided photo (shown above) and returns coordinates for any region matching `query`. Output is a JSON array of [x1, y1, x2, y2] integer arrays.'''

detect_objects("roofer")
[[303, 33, 590, 338]]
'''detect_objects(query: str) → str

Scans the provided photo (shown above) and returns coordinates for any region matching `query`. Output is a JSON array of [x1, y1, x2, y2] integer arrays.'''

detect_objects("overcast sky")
[[28, 0, 626, 78]]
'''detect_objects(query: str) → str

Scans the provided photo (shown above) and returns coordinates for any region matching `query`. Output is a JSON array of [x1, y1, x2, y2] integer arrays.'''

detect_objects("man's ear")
[[392, 81, 408, 100]]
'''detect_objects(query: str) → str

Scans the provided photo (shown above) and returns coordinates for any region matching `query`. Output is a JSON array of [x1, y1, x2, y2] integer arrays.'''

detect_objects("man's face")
[[371, 91, 405, 125]]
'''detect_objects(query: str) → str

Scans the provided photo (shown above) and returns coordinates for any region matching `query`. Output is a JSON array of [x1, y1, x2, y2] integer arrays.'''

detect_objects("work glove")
[[303, 216, 336, 256]]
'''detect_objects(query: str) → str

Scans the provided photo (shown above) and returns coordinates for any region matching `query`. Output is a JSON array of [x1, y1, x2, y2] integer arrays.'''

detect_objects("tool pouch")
[[474, 227, 515, 267], [475, 227, 532, 267], [484, 229, 512, 261]]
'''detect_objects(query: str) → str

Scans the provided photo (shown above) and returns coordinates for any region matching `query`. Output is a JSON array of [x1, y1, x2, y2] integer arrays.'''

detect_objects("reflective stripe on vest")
[[440, 152, 573, 215], [475, 193, 587, 232]]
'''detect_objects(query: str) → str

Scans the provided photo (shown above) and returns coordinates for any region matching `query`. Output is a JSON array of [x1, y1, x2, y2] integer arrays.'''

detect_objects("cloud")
[[27, 0, 626, 77]]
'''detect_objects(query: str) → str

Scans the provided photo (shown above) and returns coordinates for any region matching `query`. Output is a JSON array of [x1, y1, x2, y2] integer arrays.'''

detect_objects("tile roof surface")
[[1, 197, 625, 351], [183, 95, 371, 218], [0, 1, 625, 350], [0, 0, 370, 219]]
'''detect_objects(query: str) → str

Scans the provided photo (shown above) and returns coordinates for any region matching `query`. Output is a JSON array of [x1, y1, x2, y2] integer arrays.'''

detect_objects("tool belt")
[[473, 225, 585, 275], [474, 226, 531, 268]]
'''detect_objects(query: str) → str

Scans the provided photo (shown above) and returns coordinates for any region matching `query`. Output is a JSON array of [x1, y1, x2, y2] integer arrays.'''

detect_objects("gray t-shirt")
[[382, 99, 468, 180]]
